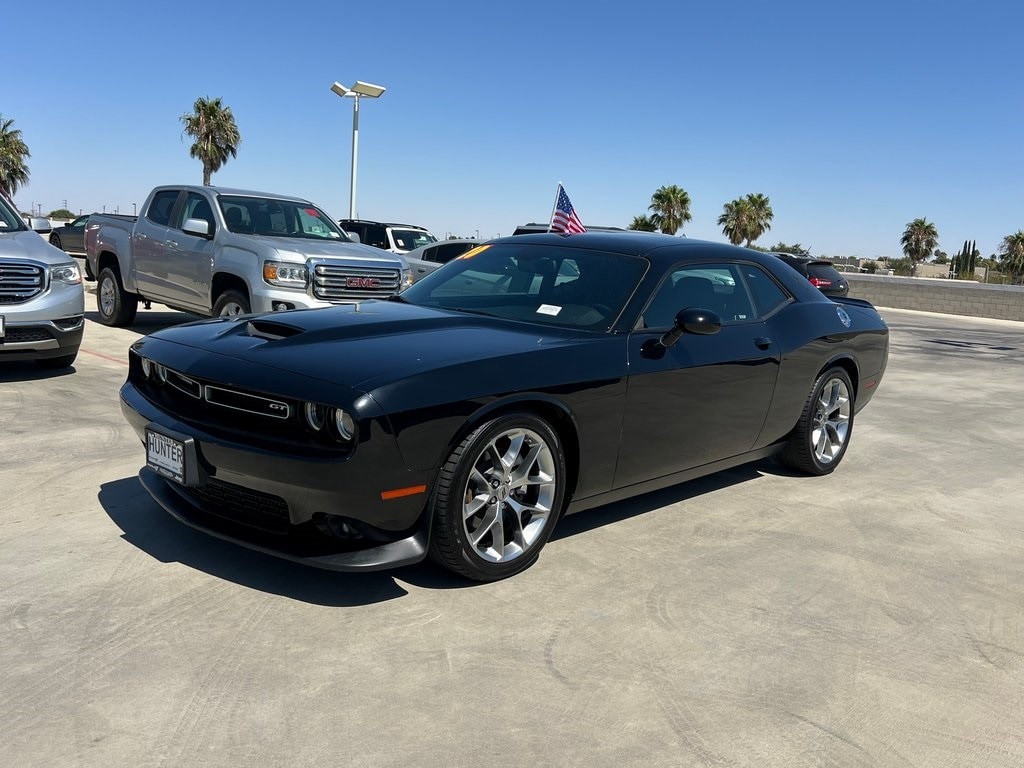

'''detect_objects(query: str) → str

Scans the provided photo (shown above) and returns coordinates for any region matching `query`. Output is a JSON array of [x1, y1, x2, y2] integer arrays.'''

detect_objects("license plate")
[[147, 429, 186, 484]]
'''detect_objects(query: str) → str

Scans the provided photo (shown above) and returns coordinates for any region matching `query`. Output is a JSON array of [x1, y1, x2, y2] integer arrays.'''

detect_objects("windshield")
[[392, 229, 437, 252], [217, 195, 350, 241], [399, 242, 648, 331], [0, 194, 28, 231]]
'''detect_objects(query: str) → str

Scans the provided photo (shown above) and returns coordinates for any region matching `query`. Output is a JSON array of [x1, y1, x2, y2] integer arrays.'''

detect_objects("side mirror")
[[344, 230, 360, 243], [182, 218, 212, 238], [30, 217, 53, 234], [660, 308, 722, 348]]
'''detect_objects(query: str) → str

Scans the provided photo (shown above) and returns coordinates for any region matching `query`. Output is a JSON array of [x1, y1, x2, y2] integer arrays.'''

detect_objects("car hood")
[[0, 230, 72, 265], [141, 300, 597, 391]]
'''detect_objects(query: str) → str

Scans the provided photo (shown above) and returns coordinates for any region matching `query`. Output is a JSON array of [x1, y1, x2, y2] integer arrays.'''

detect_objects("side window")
[[641, 264, 755, 329], [431, 243, 471, 264], [174, 192, 215, 232], [366, 225, 388, 249], [742, 264, 790, 317], [146, 190, 180, 226]]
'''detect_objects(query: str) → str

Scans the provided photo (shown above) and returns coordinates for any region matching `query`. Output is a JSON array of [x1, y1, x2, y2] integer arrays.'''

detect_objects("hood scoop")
[[244, 319, 305, 341]]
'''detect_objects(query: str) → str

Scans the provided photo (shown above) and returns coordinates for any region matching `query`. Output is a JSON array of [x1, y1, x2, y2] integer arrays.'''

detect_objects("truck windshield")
[[217, 196, 349, 241]]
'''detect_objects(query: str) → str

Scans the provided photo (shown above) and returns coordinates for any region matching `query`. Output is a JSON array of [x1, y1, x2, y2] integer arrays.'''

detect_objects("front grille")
[[180, 478, 291, 533], [0, 326, 55, 343], [312, 264, 401, 302], [0, 262, 45, 303]]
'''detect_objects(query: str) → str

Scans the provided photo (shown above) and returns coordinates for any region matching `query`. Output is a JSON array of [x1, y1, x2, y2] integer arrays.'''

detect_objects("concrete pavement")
[[2, 296, 1023, 767]]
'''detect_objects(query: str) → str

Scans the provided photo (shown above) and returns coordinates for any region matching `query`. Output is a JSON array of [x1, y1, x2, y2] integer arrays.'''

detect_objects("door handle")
[[754, 337, 772, 350], [166, 240, 178, 249]]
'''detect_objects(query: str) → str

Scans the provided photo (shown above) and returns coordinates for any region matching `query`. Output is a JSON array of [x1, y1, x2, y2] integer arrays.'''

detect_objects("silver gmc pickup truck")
[[85, 185, 412, 326], [0, 193, 85, 369]]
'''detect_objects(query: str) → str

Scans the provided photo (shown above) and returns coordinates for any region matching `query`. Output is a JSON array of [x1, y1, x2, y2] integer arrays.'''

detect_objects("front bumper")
[[0, 279, 85, 361], [120, 383, 435, 571]]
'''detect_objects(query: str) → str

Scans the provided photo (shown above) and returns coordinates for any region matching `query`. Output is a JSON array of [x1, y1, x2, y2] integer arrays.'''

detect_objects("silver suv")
[[0, 194, 85, 368]]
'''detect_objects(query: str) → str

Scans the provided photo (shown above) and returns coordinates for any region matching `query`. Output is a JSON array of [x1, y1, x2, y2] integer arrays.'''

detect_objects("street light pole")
[[331, 80, 386, 219]]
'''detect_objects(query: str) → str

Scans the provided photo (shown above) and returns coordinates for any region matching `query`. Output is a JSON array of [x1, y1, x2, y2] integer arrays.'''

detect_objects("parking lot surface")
[[2, 294, 1023, 767]]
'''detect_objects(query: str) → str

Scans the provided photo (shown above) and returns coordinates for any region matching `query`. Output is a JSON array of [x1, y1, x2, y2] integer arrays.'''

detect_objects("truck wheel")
[[213, 290, 251, 318], [96, 266, 138, 327]]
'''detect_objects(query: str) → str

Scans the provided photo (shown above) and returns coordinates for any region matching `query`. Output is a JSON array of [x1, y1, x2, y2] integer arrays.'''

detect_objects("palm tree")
[[628, 214, 658, 232], [744, 192, 773, 246], [717, 197, 751, 245], [180, 97, 241, 186], [900, 218, 939, 276], [0, 114, 31, 199], [648, 185, 692, 235], [999, 230, 1024, 283]]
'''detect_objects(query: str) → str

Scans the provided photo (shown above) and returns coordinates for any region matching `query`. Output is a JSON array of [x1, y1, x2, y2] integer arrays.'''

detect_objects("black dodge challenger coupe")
[[121, 232, 889, 581]]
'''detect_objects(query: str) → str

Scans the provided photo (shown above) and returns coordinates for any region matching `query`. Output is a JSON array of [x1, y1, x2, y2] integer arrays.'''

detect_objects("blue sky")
[[7, 0, 1022, 259]]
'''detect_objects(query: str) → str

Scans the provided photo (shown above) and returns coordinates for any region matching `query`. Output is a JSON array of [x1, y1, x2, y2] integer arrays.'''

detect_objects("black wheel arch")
[[211, 272, 251, 308], [440, 394, 581, 507]]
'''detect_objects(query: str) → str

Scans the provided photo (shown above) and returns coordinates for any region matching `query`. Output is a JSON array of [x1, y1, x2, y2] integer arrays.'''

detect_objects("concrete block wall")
[[846, 274, 1024, 322]]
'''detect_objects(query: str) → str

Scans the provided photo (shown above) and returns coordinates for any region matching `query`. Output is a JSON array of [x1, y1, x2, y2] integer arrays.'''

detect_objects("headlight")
[[304, 402, 326, 431], [140, 357, 152, 378], [333, 409, 356, 441], [400, 267, 413, 290], [51, 263, 82, 285], [153, 363, 168, 384], [263, 261, 308, 288]]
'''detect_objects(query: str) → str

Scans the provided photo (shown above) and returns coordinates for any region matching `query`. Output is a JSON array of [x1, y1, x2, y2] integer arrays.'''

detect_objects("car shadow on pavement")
[[552, 460, 774, 541], [0, 361, 79, 382], [84, 309, 203, 334], [98, 475, 442, 606]]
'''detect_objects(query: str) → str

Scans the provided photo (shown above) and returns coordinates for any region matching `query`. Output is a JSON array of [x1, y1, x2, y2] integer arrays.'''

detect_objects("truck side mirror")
[[30, 217, 53, 235], [344, 230, 360, 243], [182, 218, 212, 238]]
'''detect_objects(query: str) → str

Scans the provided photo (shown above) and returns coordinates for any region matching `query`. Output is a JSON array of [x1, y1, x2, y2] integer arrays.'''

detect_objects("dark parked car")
[[49, 215, 90, 254], [772, 253, 849, 297], [403, 238, 482, 281], [120, 233, 888, 581]]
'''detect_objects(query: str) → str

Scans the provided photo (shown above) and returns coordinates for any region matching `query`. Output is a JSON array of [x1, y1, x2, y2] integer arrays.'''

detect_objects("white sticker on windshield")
[[536, 304, 562, 316]]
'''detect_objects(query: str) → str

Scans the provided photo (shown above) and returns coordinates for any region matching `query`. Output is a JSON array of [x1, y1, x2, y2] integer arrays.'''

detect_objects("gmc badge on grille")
[[347, 277, 380, 288]]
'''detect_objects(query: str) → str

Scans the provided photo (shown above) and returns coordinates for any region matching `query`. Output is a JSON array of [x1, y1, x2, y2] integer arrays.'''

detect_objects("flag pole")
[[547, 182, 563, 233]]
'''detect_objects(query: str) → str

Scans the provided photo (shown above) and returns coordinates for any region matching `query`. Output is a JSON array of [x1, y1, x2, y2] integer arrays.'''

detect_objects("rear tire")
[[49, 233, 63, 250], [429, 414, 566, 581], [779, 366, 855, 475], [96, 266, 138, 327], [213, 289, 251, 317]]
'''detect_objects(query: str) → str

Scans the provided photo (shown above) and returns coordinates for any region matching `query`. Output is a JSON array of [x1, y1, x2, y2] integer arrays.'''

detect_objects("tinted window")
[[642, 264, 754, 329], [364, 225, 387, 249], [807, 263, 843, 284], [147, 190, 180, 226], [175, 192, 214, 231], [401, 243, 647, 331], [742, 264, 790, 316], [429, 243, 475, 264]]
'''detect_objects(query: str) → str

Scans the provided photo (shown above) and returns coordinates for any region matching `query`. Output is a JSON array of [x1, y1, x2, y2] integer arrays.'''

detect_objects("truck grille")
[[312, 264, 401, 302], [0, 262, 45, 304]]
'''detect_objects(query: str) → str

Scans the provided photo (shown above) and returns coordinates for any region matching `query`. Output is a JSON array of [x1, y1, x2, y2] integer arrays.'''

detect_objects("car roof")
[[492, 232, 788, 268], [338, 219, 430, 230], [772, 253, 834, 266], [152, 185, 314, 204], [404, 238, 481, 257]]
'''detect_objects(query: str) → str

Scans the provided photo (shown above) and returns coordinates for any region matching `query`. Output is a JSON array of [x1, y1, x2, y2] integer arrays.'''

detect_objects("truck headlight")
[[263, 261, 308, 289], [400, 267, 413, 290], [51, 262, 82, 285]]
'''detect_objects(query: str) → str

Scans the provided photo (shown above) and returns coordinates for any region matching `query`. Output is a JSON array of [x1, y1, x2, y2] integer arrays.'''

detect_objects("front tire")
[[429, 414, 566, 581], [779, 366, 855, 475], [96, 266, 138, 327], [213, 289, 251, 318]]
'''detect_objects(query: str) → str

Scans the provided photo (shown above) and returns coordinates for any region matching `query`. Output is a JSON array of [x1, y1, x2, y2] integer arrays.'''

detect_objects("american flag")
[[550, 185, 586, 234]]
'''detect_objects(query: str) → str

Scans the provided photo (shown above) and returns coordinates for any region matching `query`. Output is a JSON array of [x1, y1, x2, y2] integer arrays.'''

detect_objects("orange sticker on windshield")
[[458, 244, 492, 260]]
